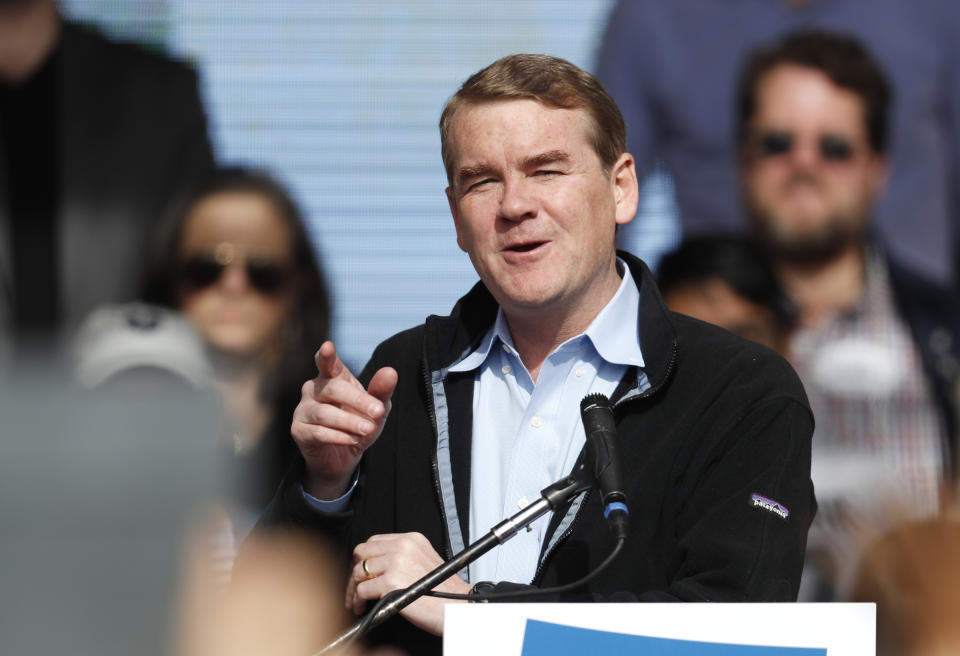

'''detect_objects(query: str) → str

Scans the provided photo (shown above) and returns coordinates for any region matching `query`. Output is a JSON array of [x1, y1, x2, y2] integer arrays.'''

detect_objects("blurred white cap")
[[73, 303, 213, 389]]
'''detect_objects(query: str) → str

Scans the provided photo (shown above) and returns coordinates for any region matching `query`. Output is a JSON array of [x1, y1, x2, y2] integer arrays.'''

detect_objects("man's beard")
[[746, 187, 869, 266], [750, 213, 866, 265]]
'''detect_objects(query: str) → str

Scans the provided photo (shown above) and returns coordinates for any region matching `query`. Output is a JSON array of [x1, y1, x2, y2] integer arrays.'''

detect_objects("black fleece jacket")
[[257, 253, 816, 654]]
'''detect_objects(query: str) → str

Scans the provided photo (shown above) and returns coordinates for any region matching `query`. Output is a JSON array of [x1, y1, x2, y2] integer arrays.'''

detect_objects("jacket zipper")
[[532, 488, 592, 584], [629, 341, 678, 403], [531, 341, 678, 585], [423, 354, 454, 560]]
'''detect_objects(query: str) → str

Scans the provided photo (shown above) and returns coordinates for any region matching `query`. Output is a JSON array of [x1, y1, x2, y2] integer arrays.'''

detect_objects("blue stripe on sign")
[[521, 620, 827, 656]]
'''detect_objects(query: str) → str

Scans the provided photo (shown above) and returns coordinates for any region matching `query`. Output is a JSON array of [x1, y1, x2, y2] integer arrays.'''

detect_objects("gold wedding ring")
[[362, 558, 375, 580]]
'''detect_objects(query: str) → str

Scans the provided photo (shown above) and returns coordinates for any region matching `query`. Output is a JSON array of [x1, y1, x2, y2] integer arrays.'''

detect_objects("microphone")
[[580, 393, 630, 540]]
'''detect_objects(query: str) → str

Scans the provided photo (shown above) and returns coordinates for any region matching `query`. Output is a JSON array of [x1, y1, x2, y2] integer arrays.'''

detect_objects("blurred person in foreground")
[[736, 31, 960, 598], [68, 309, 369, 656], [0, 0, 213, 353], [177, 530, 356, 656], [255, 54, 815, 655], [657, 235, 797, 355], [0, 305, 217, 656], [143, 167, 331, 555], [178, 529, 407, 656], [851, 506, 960, 656]]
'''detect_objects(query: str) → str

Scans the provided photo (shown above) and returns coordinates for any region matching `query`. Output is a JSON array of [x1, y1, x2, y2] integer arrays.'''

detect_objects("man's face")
[[741, 64, 886, 261], [445, 99, 637, 323]]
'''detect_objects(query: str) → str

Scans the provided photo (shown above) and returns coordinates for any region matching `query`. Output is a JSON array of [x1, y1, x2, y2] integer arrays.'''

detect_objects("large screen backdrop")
[[61, 1, 679, 370]]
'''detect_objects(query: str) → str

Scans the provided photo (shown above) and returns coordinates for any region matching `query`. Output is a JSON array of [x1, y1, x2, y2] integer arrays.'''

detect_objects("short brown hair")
[[439, 54, 626, 184], [736, 30, 892, 153]]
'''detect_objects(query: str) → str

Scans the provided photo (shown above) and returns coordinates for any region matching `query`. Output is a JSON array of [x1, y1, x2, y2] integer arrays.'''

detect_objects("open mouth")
[[506, 241, 546, 253]]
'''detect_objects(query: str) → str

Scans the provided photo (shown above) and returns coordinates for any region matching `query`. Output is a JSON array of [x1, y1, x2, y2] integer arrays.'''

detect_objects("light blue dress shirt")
[[448, 262, 648, 584], [305, 260, 649, 588]]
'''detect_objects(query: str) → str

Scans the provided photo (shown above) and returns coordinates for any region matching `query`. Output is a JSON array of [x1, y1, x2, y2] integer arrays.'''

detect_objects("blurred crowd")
[[605, 11, 960, 656], [1, 0, 959, 654]]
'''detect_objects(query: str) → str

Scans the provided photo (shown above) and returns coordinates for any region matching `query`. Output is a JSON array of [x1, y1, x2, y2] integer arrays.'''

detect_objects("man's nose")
[[787, 138, 821, 169], [498, 178, 538, 222]]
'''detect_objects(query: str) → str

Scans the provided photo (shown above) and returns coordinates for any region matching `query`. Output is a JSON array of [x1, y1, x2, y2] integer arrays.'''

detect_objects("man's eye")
[[467, 178, 494, 191], [535, 169, 559, 176]]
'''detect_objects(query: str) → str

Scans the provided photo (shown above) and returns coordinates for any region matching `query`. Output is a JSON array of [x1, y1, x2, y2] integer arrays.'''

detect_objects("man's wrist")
[[301, 467, 360, 513], [303, 468, 355, 501]]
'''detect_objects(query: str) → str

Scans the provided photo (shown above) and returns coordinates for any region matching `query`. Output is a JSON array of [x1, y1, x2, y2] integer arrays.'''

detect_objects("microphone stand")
[[316, 466, 594, 654]]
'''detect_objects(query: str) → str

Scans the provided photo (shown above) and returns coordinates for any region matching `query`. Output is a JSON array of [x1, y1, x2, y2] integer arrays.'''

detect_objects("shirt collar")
[[448, 258, 644, 373], [838, 246, 892, 321], [447, 310, 509, 373], [584, 259, 645, 368]]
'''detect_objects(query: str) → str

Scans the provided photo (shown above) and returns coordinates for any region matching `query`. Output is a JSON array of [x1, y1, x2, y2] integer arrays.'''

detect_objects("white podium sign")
[[444, 603, 874, 655]]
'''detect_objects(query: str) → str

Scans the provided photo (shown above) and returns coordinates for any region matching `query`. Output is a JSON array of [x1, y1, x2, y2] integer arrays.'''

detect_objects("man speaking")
[[259, 54, 815, 654]]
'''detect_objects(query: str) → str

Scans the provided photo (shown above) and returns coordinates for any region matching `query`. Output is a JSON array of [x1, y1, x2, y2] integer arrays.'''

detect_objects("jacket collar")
[[623, 251, 679, 397]]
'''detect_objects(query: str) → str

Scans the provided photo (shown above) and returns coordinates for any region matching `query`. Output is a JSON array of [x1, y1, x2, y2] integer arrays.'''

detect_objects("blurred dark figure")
[[0, 0, 213, 349], [142, 167, 331, 547], [44, 303, 376, 655], [596, 0, 960, 288], [1, 307, 218, 656], [658, 235, 797, 355], [736, 31, 960, 598], [852, 512, 960, 656]]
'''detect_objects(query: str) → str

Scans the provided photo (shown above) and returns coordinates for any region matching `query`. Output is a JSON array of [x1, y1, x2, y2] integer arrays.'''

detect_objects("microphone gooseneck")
[[314, 394, 632, 653]]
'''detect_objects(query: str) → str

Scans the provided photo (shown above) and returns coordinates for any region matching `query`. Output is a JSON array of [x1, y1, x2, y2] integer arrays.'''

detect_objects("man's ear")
[[611, 152, 639, 226], [446, 186, 468, 252]]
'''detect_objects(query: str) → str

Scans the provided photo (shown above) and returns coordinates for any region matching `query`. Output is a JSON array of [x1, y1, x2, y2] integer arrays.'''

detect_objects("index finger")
[[314, 340, 350, 381]]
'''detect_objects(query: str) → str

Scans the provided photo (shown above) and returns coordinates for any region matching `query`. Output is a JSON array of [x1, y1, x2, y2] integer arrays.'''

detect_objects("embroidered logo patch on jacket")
[[751, 493, 789, 520]]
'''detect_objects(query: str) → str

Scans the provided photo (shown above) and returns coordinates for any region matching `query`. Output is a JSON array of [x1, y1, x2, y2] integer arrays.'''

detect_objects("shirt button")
[[501, 364, 512, 375], [501, 343, 511, 353], [575, 368, 584, 377], [530, 415, 542, 428]]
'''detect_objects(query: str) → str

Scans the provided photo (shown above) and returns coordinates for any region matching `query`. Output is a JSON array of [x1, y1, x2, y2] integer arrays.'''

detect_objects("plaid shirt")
[[790, 251, 946, 517]]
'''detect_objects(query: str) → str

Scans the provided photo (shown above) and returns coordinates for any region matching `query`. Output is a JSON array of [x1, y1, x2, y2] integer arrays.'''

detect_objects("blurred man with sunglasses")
[[736, 31, 960, 599], [597, 0, 960, 291]]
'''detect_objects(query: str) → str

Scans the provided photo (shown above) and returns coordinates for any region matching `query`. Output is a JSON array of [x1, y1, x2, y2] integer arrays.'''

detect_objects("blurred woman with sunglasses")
[[143, 167, 331, 549]]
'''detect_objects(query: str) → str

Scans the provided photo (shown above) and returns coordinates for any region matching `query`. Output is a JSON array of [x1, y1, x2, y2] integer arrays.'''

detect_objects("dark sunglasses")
[[756, 130, 854, 162], [179, 252, 291, 295]]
